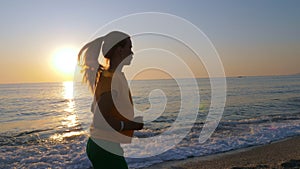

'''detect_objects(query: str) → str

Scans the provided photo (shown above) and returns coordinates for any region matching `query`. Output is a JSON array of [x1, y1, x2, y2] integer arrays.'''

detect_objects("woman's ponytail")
[[78, 37, 104, 92]]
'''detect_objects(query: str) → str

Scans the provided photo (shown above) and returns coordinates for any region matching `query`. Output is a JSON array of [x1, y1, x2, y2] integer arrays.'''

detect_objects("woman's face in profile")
[[120, 38, 134, 65]]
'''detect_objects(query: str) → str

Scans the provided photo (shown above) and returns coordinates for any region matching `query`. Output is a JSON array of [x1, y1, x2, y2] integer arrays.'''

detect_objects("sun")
[[52, 47, 78, 75]]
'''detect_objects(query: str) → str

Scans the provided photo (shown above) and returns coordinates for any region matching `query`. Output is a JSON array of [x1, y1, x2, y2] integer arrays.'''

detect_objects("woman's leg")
[[86, 138, 128, 169]]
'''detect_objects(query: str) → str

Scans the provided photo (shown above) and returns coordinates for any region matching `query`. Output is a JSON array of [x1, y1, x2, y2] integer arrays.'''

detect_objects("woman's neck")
[[109, 64, 123, 72]]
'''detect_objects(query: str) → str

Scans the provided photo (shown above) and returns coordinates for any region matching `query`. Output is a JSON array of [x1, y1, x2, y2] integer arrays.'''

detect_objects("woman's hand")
[[134, 122, 144, 130], [123, 116, 143, 131], [133, 116, 144, 130]]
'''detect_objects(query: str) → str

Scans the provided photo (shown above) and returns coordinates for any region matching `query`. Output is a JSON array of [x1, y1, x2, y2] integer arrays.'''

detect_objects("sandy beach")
[[144, 136, 300, 169]]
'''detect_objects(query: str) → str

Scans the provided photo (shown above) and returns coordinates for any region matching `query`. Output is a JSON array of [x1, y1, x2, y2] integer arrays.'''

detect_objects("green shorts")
[[86, 137, 128, 169]]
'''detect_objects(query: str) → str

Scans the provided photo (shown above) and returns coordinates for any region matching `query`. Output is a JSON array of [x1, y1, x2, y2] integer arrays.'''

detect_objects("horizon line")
[[0, 74, 299, 85]]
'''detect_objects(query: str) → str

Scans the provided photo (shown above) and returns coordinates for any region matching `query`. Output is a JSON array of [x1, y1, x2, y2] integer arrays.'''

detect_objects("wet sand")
[[144, 136, 300, 169]]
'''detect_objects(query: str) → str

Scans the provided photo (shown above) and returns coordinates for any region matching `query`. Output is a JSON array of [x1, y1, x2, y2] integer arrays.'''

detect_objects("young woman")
[[78, 31, 144, 169]]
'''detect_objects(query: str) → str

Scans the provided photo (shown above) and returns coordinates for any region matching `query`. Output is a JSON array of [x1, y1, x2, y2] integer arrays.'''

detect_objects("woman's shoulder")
[[96, 70, 121, 92], [102, 70, 114, 78], [96, 70, 125, 94], [94, 71, 112, 94]]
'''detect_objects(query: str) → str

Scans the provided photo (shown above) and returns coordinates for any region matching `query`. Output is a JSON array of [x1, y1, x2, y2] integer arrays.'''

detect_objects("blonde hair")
[[77, 31, 129, 92]]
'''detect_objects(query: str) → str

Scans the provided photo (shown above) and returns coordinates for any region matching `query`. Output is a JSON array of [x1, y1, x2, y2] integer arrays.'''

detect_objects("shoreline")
[[144, 136, 300, 169]]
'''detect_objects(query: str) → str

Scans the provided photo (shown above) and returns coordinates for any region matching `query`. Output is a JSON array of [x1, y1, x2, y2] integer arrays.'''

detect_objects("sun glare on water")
[[50, 81, 86, 142], [52, 47, 78, 76]]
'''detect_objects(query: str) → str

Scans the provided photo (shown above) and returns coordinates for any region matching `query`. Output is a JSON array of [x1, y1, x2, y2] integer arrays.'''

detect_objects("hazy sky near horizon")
[[0, 0, 299, 83]]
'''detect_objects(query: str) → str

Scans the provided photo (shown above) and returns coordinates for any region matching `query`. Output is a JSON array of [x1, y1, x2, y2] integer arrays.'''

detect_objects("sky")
[[0, 0, 299, 84]]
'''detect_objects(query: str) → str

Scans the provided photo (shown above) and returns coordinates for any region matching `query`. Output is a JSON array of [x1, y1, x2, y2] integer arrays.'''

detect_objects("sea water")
[[1, 75, 300, 168]]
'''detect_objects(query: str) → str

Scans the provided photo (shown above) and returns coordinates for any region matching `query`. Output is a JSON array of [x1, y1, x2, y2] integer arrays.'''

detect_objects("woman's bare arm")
[[96, 91, 143, 131]]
